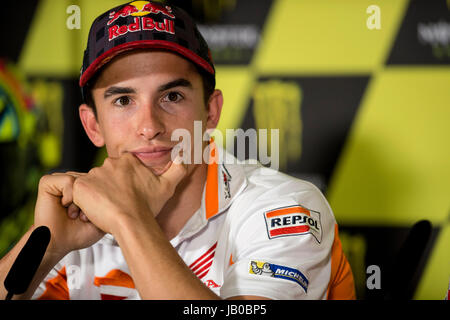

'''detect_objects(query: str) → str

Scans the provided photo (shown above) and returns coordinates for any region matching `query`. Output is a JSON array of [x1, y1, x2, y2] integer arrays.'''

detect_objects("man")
[[0, 1, 355, 300]]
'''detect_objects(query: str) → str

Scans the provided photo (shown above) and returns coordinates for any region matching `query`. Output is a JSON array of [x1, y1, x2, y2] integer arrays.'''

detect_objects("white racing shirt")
[[32, 146, 355, 300]]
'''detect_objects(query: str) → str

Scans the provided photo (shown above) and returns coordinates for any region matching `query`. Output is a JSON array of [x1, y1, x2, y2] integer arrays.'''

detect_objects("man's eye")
[[114, 96, 131, 106], [163, 92, 183, 103]]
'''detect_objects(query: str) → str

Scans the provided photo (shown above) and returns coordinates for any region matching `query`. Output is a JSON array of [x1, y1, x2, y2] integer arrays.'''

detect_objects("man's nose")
[[136, 103, 165, 140]]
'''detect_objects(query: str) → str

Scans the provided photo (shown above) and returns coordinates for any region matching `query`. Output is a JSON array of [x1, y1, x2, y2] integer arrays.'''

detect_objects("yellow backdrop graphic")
[[1, 0, 449, 300]]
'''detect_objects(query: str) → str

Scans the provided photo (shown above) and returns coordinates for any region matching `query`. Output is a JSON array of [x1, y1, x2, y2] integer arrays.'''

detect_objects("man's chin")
[[131, 153, 172, 175], [147, 164, 169, 176]]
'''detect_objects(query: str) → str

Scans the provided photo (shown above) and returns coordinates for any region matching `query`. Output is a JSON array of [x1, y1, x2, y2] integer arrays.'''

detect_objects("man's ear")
[[206, 89, 223, 130], [79, 104, 105, 147]]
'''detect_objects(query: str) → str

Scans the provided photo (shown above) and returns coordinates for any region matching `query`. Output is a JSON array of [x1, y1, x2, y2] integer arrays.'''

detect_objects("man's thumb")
[[159, 156, 187, 187]]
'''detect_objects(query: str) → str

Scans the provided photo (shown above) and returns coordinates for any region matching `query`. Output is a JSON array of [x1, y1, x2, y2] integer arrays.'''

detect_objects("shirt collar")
[[204, 142, 247, 220], [170, 142, 248, 246]]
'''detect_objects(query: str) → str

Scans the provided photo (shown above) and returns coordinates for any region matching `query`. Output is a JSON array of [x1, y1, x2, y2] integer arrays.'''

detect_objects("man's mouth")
[[130, 146, 173, 162]]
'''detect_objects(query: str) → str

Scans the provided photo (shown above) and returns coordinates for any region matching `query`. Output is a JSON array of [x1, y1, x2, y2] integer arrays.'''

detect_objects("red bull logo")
[[107, 1, 175, 26], [108, 16, 174, 41]]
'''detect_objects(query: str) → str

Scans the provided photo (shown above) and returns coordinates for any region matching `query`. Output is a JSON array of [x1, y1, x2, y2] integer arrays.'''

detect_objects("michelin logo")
[[249, 261, 309, 293]]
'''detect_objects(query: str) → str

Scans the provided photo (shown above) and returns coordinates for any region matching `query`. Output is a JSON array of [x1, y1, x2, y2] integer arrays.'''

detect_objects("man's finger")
[[65, 171, 87, 177], [67, 203, 80, 219], [79, 211, 90, 222], [41, 174, 76, 207], [57, 172, 88, 208], [159, 156, 187, 189]]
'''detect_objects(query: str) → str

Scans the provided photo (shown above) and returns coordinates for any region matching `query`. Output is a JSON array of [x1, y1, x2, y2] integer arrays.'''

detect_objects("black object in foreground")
[[384, 219, 432, 300], [4, 226, 51, 300]]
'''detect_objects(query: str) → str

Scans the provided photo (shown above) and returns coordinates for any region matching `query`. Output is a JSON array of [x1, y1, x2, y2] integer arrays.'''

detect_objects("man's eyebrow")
[[157, 78, 193, 92], [103, 86, 136, 99], [102, 79, 192, 99]]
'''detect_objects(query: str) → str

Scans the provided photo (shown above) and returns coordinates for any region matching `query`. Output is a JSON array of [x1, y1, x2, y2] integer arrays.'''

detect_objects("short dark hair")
[[84, 61, 215, 117]]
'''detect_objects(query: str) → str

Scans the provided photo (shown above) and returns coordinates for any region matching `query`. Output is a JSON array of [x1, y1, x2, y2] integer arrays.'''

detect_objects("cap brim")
[[79, 39, 215, 87]]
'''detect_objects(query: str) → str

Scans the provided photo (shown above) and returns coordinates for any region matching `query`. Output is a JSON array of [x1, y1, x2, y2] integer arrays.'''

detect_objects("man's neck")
[[156, 162, 208, 240]]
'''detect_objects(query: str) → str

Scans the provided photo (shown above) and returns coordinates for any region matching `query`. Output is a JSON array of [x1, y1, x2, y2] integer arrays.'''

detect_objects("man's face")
[[83, 50, 218, 175]]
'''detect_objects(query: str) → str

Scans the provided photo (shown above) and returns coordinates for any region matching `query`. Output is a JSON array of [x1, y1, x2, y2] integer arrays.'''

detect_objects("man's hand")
[[34, 173, 105, 258], [71, 153, 187, 236]]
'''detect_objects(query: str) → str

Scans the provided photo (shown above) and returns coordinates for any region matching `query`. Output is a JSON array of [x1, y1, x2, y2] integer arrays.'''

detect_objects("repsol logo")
[[270, 214, 320, 230], [264, 205, 322, 243]]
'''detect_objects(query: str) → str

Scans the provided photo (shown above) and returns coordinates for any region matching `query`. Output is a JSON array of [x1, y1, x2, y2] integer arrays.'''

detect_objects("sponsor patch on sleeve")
[[263, 205, 322, 243], [249, 260, 309, 293]]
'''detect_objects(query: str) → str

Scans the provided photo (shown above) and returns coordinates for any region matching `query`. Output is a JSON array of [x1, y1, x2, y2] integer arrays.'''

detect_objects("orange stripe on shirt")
[[265, 206, 310, 218], [37, 266, 69, 300], [326, 224, 356, 300], [205, 141, 219, 219], [229, 254, 234, 266], [93, 269, 135, 289]]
